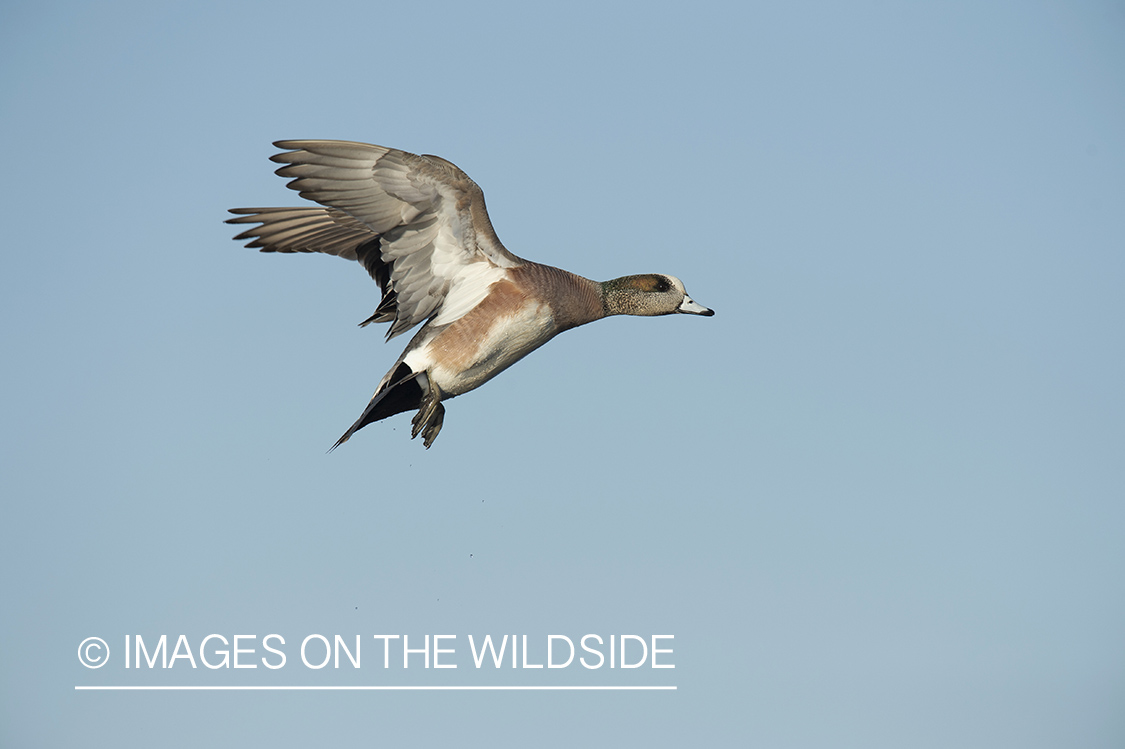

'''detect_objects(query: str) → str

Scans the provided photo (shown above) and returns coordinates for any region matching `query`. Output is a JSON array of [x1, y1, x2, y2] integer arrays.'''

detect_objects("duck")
[[228, 140, 714, 449]]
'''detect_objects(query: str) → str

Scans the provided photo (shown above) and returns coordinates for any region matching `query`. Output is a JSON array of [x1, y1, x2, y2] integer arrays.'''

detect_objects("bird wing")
[[228, 139, 524, 339]]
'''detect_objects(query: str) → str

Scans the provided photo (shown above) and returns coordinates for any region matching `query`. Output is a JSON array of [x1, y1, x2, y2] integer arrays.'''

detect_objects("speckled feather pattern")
[[227, 140, 713, 448]]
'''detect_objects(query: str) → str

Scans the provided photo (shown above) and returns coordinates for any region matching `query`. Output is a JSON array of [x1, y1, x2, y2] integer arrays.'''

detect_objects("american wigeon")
[[228, 140, 714, 448]]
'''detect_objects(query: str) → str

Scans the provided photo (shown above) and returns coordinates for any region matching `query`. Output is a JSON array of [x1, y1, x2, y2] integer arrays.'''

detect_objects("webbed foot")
[[411, 380, 446, 448]]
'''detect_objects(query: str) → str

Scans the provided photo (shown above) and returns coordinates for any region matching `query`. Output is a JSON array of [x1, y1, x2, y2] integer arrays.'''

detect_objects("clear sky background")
[[2, 1, 1123, 746]]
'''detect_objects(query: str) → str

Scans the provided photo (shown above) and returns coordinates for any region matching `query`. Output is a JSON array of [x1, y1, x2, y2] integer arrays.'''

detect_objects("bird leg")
[[411, 378, 446, 448]]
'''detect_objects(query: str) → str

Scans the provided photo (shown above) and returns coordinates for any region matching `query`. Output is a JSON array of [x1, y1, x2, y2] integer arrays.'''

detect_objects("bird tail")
[[329, 363, 425, 451]]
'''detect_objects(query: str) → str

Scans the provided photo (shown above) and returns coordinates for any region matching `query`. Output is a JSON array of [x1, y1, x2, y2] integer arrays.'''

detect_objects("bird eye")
[[655, 279, 671, 293]]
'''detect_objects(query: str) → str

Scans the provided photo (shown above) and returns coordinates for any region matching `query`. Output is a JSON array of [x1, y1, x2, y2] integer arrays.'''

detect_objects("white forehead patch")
[[662, 275, 686, 294]]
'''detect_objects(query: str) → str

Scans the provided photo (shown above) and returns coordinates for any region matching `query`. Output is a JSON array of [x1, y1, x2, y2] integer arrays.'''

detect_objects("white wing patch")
[[236, 140, 527, 342], [431, 261, 509, 327]]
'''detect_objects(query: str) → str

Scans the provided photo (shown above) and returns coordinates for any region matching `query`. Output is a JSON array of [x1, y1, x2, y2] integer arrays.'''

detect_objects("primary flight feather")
[[229, 140, 714, 448]]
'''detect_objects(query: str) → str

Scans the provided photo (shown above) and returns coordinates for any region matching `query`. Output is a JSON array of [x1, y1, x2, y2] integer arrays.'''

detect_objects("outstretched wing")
[[228, 140, 524, 339]]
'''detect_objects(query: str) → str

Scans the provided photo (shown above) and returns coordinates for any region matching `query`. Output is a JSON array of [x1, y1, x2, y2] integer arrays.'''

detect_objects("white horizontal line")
[[75, 685, 675, 691]]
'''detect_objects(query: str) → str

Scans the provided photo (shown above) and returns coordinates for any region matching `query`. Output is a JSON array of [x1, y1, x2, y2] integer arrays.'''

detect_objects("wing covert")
[[229, 140, 525, 339]]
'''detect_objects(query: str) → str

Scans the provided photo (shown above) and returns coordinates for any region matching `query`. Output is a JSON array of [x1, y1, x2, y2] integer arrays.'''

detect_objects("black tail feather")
[[329, 363, 425, 451]]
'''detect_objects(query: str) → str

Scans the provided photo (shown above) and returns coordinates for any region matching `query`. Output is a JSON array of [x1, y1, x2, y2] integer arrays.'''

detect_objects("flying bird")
[[228, 140, 714, 448]]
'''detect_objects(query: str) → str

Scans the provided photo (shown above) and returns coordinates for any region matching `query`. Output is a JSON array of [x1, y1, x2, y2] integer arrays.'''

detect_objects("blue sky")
[[2, 1, 1123, 746]]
